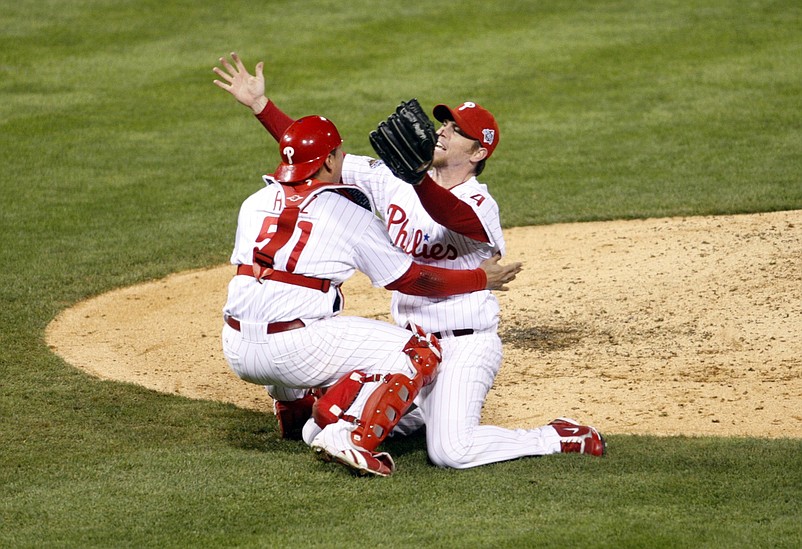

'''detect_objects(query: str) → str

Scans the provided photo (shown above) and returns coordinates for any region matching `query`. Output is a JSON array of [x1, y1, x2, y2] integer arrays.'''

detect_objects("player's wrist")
[[251, 96, 269, 115], [413, 173, 434, 189]]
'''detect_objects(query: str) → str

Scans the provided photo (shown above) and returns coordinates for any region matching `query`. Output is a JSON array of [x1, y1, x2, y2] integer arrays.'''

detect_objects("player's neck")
[[430, 166, 475, 190]]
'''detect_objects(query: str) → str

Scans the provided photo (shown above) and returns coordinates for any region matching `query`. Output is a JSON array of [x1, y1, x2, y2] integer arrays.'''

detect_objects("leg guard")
[[351, 327, 442, 451], [273, 393, 316, 440], [351, 372, 420, 451]]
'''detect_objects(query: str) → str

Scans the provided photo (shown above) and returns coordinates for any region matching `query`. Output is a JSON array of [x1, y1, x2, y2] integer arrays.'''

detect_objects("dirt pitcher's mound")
[[47, 211, 802, 438]]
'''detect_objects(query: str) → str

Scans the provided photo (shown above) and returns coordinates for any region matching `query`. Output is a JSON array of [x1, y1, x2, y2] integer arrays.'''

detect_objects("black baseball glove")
[[369, 99, 436, 185]]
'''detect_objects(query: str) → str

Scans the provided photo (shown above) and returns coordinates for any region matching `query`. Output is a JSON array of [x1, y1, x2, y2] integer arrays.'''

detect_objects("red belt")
[[224, 314, 306, 335], [236, 264, 331, 293]]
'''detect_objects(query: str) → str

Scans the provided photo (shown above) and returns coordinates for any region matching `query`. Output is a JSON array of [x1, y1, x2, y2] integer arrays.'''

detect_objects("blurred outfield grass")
[[1, 1, 801, 547]]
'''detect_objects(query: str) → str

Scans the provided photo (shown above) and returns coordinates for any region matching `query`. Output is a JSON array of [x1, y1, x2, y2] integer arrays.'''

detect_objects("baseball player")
[[221, 109, 522, 477], [214, 53, 606, 466]]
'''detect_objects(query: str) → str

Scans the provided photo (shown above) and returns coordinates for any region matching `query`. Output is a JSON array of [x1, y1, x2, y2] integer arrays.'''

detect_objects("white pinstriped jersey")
[[223, 175, 412, 324], [341, 155, 505, 334]]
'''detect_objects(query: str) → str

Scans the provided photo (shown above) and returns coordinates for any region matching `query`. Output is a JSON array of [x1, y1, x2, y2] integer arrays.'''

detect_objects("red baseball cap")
[[433, 101, 500, 158]]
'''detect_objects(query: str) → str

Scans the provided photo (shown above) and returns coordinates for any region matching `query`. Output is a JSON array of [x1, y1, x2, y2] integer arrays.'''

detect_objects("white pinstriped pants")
[[417, 332, 561, 468], [222, 315, 416, 397]]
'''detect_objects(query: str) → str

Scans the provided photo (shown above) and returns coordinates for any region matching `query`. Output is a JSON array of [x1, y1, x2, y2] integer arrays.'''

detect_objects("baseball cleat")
[[313, 446, 396, 477], [311, 426, 396, 477], [549, 417, 607, 457]]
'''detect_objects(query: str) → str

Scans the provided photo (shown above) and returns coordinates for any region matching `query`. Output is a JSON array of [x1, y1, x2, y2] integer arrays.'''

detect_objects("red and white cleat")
[[314, 446, 395, 477], [549, 417, 607, 457], [311, 425, 396, 477]]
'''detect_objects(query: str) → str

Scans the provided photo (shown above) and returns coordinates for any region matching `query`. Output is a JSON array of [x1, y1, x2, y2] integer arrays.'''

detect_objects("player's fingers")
[[231, 51, 245, 69], [499, 262, 520, 276], [212, 79, 229, 90], [500, 261, 521, 275], [255, 61, 264, 77], [219, 55, 236, 75], [212, 66, 234, 84]]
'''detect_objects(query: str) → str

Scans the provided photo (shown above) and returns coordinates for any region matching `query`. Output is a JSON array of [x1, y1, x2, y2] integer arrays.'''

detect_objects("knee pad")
[[403, 323, 442, 386]]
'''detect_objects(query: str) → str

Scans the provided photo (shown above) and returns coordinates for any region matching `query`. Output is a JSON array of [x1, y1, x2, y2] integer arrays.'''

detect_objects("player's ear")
[[321, 149, 336, 171], [471, 145, 488, 163]]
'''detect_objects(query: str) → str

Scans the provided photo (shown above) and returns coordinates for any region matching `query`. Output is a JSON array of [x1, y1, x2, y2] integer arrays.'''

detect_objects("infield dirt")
[[47, 210, 802, 438]]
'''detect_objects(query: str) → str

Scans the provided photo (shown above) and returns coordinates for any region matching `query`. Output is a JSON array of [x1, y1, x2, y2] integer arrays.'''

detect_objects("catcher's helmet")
[[273, 115, 343, 183]]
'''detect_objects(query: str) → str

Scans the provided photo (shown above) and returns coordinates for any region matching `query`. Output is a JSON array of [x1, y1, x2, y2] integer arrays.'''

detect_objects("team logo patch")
[[283, 146, 295, 164], [482, 129, 495, 146], [369, 158, 385, 169]]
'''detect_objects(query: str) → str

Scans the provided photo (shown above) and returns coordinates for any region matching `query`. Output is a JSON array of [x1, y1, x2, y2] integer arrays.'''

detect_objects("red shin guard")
[[402, 324, 441, 385], [351, 372, 420, 451], [274, 393, 316, 440], [314, 325, 443, 452], [351, 327, 443, 451]]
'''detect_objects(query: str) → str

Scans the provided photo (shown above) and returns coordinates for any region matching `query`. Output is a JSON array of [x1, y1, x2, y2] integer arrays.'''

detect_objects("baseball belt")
[[431, 329, 474, 339], [224, 314, 306, 335]]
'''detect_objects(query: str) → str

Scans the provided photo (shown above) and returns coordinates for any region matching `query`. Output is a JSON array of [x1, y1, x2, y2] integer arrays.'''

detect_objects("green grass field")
[[2, 1, 801, 547]]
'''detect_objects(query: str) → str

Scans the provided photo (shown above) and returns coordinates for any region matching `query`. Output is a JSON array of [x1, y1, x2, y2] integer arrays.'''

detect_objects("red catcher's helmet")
[[273, 115, 343, 183]]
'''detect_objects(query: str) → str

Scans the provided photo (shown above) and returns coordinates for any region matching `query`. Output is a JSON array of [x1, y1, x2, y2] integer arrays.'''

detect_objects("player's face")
[[433, 120, 481, 169]]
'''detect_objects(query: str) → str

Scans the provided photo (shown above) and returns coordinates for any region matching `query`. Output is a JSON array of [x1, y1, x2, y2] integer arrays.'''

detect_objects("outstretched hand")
[[479, 254, 523, 291], [212, 52, 268, 114]]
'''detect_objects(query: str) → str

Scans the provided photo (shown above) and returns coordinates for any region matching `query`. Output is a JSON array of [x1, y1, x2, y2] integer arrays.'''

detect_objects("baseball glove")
[[369, 99, 436, 185]]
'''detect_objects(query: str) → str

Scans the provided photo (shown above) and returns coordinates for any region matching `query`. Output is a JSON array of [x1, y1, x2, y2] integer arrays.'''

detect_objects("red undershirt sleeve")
[[414, 174, 490, 243], [255, 101, 294, 141], [384, 263, 486, 297]]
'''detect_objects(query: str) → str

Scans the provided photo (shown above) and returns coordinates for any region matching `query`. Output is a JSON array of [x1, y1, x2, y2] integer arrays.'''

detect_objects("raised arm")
[[212, 52, 293, 139]]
